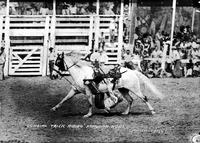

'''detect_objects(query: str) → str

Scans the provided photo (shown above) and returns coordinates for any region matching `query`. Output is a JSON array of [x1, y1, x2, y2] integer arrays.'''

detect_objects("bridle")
[[57, 53, 79, 71], [66, 62, 77, 70]]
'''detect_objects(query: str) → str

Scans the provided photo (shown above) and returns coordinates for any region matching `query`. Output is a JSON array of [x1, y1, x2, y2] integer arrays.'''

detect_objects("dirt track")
[[0, 76, 200, 143]]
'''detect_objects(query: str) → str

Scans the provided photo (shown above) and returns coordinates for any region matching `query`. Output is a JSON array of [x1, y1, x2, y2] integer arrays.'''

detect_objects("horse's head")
[[55, 52, 66, 71]]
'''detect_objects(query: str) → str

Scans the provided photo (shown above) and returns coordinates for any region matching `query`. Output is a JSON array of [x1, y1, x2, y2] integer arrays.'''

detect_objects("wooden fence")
[[0, 15, 123, 76]]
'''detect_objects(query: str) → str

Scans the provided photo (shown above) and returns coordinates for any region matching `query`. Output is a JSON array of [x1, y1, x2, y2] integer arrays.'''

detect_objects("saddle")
[[83, 65, 123, 109]]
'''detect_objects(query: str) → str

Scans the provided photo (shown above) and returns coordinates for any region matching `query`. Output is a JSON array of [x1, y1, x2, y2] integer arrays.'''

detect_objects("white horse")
[[51, 53, 164, 118]]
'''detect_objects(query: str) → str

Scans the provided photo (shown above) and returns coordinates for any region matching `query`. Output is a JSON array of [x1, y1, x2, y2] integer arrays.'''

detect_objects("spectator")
[[104, 4, 115, 15], [9, 6, 17, 15], [131, 53, 142, 71], [192, 48, 200, 59], [79, 6, 87, 15], [0, 47, 6, 80], [62, 5, 70, 15], [0, 3, 6, 15], [151, 46, 162, 59], [39, 3, 49, 15], [25, 8, 32, 15], [193, 63, 200, 77], [98, 32, 105, 51], [185, 59, 194, 77], [48, 47, 56, 80], [172, 47, 183, 78], [155, 29, 163, 50], [109, 19, 116, 43], [136, 17, 141, 28], [70, 3, 77, 15], [99, 50, 108, 68], [48, 5, 53, 15], [123, 49, 133, 69]]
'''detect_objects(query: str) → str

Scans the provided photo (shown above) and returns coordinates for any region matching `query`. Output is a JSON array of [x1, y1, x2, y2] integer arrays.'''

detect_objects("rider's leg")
[[107, 83, 118, 103], [104, 83, 118, 111], [83, 86, 94, 118]]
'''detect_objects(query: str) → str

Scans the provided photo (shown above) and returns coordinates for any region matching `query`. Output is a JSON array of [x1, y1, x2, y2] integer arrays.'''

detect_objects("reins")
[[52, 68, 78, 91]]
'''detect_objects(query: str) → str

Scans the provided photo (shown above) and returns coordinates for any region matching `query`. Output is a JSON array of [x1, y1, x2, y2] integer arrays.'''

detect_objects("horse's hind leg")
[[131, 90, 155, 115], [118, 88, 133, 115], [51, 88, 77, 111]]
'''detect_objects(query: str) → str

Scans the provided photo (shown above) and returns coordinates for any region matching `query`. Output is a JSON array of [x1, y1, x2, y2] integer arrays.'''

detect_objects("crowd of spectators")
[[0, 1, 122, 16], [122, 25, 200, 78], [0, 2, 97, 15]]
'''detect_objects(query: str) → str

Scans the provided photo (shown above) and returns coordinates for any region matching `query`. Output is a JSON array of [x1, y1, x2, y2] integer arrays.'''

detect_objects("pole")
[[51, 0, 56, 49], [117, 0, 124, 64], [53, 0, 56, 16], [160, 0, 176, 77], [191, 7, 196, 32], [94, 0, 100, 51], [4, 0, 10, 76], [129, 0, 137, 53], [169, 0, 177, 58]]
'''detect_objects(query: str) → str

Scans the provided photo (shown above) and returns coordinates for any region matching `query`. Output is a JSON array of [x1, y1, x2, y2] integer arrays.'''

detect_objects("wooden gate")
[[9, 46, 43, 75], [8, 16, 49, 76]]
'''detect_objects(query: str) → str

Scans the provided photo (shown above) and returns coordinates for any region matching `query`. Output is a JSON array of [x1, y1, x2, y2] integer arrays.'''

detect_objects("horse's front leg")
[[83, 86, 93, 118], [51, 88, 77, 111]]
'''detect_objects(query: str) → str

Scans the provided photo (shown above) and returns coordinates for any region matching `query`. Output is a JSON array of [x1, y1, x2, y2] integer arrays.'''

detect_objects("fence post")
[[117, 0, 124, 64], [0, 16, 3, 44], [42, 16, 50, 76], [4, 15, 10, 76], [88, 16, 94, 52]]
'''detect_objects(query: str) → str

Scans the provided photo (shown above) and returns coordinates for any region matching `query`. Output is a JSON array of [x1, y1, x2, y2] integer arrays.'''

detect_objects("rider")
[[89, 49, 119, 111]]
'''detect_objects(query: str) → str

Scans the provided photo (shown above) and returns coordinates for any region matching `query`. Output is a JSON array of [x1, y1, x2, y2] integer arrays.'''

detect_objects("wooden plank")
[[11, 46, 43, 49], [11, 61, 41, 64], [9, 72, 42, 76], [10, 29, 45, 36], [56, 45, 88, 50], [11, 64, 41, 68], [13, 47, 39, 72], [13, 68, 40, 72], [10, 23, 46, 27], [56, 29, 90, 36], [10, 17, 46, 22], [88, 16, 93, 51], [56, 23, 90, 27], [56, 39, 88, 43], [0, 16, 3, 42], [42, 16, 50, 76], [11, 51, 41, 54], [11, 40, 43, 44], [5, 16, 10, 76], [117, 0, 124, 64], [12, 56, 40, 60], [56, 18, 90, 22]]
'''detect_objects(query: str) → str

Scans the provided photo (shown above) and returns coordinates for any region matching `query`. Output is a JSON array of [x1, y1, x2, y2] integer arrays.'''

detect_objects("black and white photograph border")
[[0, 0, 200, 143]]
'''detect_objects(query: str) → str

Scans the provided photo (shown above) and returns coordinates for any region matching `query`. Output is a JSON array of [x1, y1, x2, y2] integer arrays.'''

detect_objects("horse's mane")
[[64, 51, 92, 68]]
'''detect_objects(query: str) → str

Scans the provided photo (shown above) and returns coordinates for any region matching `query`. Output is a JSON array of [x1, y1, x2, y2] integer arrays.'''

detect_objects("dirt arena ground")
[[0, 76, 200, 143]]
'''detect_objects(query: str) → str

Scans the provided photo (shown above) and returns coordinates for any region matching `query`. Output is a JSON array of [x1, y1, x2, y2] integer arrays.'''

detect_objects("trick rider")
[[89, 49, 119, 111]]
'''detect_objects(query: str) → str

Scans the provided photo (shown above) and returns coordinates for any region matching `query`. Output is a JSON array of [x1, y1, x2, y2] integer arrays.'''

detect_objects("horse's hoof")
[[151, 110, 156, 115], [122, 111, 129, 115], [104, 108, 110, 113], [51, 107, 57, 112], [83, 113, 92, 118]]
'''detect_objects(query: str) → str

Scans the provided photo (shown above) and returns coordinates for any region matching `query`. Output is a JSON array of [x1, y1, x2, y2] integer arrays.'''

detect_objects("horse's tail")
[[134, 70, 164, 99]]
